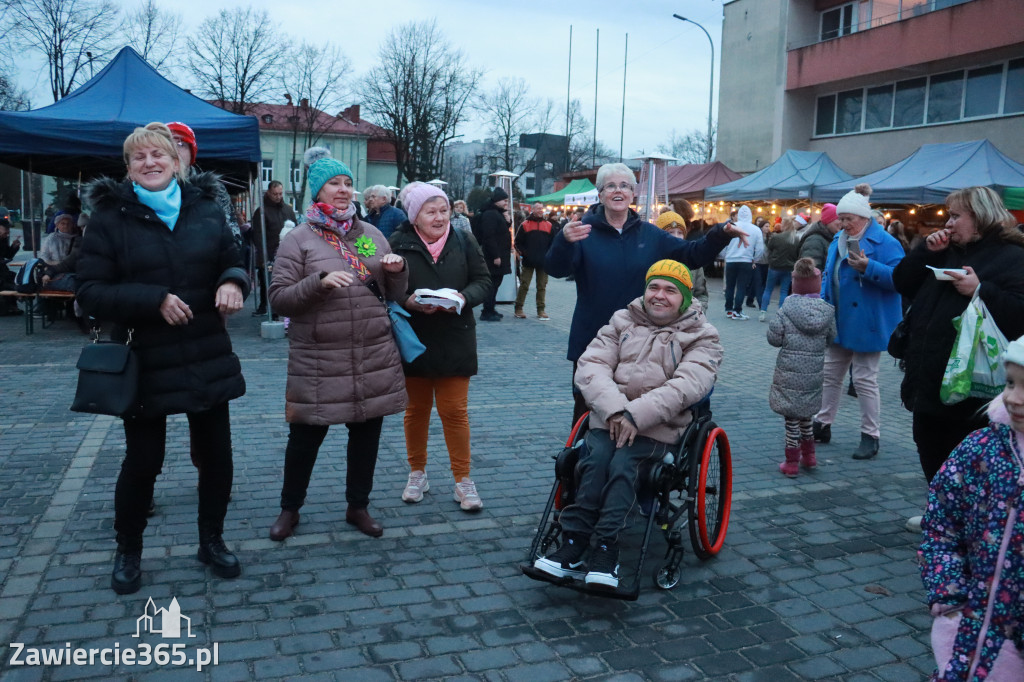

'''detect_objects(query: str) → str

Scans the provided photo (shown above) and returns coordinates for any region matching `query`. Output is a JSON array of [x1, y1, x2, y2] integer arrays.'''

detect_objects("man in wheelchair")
[[534, 260, 723, 589]]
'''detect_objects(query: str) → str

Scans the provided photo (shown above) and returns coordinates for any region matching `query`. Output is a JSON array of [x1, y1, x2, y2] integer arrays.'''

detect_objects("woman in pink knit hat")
[[389, 182, 493, 511]]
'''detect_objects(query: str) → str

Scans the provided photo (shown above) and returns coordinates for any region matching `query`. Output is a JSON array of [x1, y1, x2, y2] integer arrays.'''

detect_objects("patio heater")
[[634, 153, 677, 222], [489, 170, 519, 303]]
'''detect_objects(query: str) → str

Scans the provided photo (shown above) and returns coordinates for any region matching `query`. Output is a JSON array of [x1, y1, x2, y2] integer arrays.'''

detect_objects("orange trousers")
[[404, 376, 472, 481]]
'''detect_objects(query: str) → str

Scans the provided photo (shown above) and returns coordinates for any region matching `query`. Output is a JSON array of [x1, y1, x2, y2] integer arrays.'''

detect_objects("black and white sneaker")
[[585, 541, 620, 589], [534, 534, 588, 580]]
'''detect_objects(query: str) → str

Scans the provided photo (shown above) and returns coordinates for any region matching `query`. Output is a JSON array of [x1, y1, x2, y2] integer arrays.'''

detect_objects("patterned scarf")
[[306, 201, 356, 235], [309, 224, 372, 282]]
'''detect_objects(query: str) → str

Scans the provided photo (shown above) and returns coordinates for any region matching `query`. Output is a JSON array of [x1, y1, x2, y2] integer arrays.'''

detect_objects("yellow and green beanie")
[[645, 259, 693, 312]]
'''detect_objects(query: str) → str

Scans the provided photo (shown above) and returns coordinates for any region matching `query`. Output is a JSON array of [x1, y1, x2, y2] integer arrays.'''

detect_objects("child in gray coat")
[[767, 258, 837, 476]]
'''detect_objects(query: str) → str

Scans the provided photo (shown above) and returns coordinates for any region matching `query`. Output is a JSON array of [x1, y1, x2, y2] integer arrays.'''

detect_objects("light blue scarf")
[[133, 180, 181, 230]]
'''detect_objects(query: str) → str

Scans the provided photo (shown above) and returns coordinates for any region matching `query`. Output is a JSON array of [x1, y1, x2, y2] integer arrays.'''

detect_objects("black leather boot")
[[111, 535, 142, 595], [197, 522, 241, 579]]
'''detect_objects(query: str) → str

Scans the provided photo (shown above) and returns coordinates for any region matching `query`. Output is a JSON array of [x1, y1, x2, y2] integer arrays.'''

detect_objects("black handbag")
[[887, 307, 911, 360], [70, 328, 139, 416]]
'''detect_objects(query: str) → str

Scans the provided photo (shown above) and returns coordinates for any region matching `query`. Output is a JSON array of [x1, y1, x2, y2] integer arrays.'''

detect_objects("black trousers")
[[280, 417, 383, 511], [116, 403, 234, 544], [482, 272, 504, 314], [913, 410, 987, 483]]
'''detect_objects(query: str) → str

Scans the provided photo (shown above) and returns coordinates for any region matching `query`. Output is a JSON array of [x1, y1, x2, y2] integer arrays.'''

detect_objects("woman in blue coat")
[[812, 184, 904, 459]]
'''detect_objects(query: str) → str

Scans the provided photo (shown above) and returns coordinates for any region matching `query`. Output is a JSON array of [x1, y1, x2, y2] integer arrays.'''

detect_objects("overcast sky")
[[13, 0, 724, 159]]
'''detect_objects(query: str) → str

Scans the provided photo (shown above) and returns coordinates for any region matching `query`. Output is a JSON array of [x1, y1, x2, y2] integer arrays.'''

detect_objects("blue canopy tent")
[[0, 47, 261, 183], [704, 150, 853, 201], [815, 140, 1024, 204]]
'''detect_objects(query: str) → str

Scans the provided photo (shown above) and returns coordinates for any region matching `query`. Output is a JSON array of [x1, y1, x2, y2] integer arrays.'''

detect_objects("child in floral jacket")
[[919, 336, 1024, 681]]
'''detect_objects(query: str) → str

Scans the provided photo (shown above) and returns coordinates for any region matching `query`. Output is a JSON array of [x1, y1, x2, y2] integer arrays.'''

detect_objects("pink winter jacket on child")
[[574, 298, 722, 444]]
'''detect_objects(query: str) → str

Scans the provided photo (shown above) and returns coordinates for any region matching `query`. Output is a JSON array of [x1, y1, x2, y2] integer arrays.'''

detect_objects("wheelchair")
[[520, 401, 732, 600]]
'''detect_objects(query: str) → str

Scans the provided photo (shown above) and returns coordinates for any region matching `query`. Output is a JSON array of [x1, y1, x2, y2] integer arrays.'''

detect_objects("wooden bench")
[[0, 290, 76, 335]]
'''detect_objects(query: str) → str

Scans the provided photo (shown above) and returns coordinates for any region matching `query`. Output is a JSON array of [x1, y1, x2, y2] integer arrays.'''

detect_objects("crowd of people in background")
[[2, 121, 1023, 679]]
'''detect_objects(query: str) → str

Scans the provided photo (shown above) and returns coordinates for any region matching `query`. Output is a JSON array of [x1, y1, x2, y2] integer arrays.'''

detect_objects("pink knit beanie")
[[791, 257, 822, 295], [820, 203, 838, 225], [402, 182, 449, 225]]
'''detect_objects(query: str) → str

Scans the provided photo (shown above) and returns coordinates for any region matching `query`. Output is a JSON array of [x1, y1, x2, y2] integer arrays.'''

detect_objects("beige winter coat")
[[575, 298, 723, 444], [269, 218, 409, 425]]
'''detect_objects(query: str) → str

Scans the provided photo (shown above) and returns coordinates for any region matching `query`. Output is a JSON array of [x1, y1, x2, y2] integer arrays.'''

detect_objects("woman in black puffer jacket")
[[77, 122, 250, 595], [892, 186, 1024, 484]]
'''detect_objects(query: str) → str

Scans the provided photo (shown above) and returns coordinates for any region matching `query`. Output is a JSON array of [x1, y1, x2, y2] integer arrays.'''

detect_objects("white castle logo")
[[133, 597, 196, 639]]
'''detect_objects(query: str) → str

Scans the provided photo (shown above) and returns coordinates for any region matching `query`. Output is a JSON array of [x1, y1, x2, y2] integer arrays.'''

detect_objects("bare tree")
[[478, 77, 537, 174], [9, 0, 121, 101], [442, 151, 477, 201], [280, 42, 352, 204], [187, 7, 280, 115], [360, 19, 481, 183], [560, 99, 615, 171], [657, 125, 717, 165], [532, 97, 559, 135], [123, 0, 181, 71], [0, 72, 30, 110]]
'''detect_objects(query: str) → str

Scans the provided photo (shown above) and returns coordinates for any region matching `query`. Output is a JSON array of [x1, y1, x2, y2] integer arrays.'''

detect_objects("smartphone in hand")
[[848, 238, 862, 257]]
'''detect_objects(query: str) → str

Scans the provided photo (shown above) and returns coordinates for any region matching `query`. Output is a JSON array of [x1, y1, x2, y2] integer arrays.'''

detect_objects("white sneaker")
[[734, 312, 749, 320], [759, 310, 767, 322], [402, 470, 429, 503], [906, 515, 923, 533], [453, 477, 483, 511]]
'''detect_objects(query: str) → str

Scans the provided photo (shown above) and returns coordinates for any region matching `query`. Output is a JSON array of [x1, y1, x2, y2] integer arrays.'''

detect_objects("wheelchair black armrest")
[[554, 445, 580, 479]]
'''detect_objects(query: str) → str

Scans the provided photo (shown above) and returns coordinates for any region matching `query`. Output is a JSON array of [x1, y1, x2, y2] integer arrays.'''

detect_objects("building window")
[[525, 175, 535, 191], [864, 84, 893, 130], [836, 89, 863, 134], [544, 162, 554, 171], [927, 71, 964, 124], [812, 57, 1022, 138], [261, 159, 273, 189], [815, 94, 837, 136], [290, 159, 302, 193], [1006, 58, 1024, 114], [893, 78, 926, 127], [473, 173, 484, 187], [964, 64, 1003, 118], [820, 3, 855, 41]]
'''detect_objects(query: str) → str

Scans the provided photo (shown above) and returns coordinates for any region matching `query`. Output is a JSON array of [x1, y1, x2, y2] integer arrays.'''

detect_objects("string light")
[[909, 208, 916, 215], [786, 209, 794, 215], [936, 209, 944, 216]]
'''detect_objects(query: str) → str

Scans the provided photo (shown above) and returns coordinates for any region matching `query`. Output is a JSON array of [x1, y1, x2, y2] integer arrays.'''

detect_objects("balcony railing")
[[787, 0, 974, 51]]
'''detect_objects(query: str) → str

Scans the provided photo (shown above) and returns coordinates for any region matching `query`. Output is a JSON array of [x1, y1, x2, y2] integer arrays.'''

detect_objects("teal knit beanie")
[[307, 152, 353, 202]]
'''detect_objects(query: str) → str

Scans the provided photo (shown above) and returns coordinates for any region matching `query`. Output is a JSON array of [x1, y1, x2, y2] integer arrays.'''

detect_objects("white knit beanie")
[[1004, 335, 1024, 368], [835, 183, 873, 219]]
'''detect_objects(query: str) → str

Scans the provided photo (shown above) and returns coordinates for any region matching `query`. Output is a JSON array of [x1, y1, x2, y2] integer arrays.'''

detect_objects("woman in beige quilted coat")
[[266, 151, 408, 540]]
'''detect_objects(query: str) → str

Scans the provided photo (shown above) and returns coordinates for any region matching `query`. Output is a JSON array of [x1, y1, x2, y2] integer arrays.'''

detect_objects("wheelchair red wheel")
[[688, 425, 732, 559]]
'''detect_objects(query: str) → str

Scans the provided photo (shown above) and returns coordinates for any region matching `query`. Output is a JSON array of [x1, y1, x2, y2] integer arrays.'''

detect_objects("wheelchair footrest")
[[519, 563, 640, 601]]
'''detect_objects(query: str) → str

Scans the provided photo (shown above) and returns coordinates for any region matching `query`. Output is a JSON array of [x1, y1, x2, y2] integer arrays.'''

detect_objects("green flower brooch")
[[354, 235, 377, 257]]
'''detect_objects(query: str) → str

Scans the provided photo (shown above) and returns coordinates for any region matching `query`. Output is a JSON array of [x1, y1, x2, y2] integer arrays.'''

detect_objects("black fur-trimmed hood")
[[84, 171, 224, 210]]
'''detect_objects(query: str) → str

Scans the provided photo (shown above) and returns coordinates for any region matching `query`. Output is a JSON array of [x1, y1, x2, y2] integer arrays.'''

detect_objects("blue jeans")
[[761, 269, 792, 311], [724, 262, 754, 313]]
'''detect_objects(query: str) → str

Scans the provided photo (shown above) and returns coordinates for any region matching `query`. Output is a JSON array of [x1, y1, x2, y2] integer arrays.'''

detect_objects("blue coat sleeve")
[[860, 240, 903, 293]]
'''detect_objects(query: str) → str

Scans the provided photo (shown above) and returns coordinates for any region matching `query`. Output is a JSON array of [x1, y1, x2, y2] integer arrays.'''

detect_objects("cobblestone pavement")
[[0, 275, 933, 681]]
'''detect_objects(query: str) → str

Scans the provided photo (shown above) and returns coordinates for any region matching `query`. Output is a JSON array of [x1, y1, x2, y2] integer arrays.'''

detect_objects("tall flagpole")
[[619, 33, 628, 162], [565, 25, 573, 172], [593, 28, 599, 168]]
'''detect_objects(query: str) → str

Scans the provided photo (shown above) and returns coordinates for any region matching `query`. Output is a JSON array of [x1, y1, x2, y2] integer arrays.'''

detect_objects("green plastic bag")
[[940, 290, 1008, 405]]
